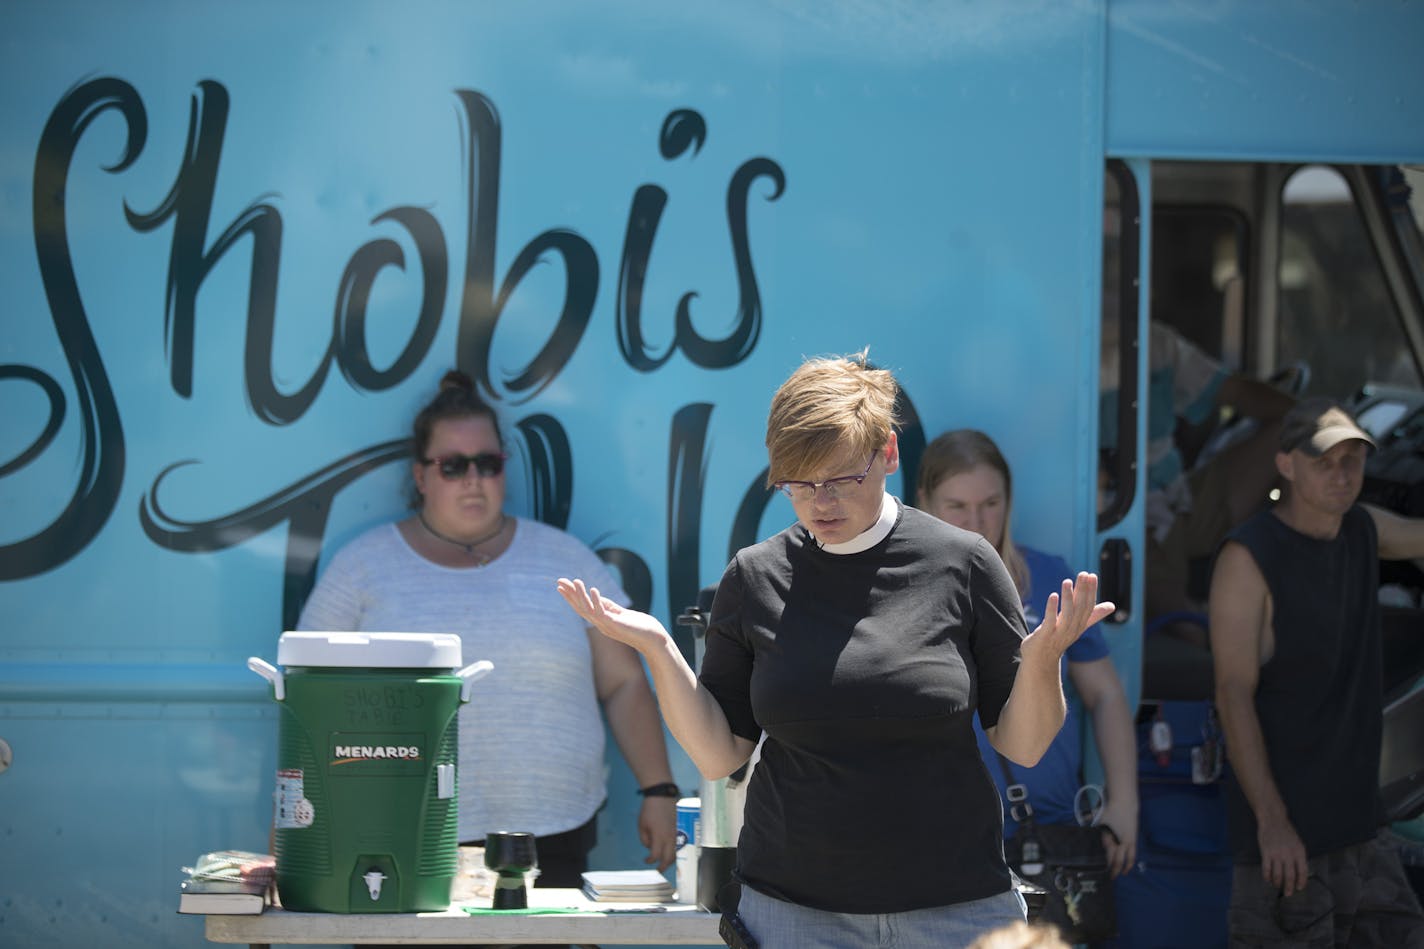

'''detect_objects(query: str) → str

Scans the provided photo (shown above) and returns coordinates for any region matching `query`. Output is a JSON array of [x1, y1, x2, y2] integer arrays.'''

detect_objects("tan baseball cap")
[[1278, 397, 1375, 456]]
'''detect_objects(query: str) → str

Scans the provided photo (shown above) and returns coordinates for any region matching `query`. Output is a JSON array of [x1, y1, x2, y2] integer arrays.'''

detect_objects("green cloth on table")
[[460, 906, 587, 915], [460, 905, 669, 916]]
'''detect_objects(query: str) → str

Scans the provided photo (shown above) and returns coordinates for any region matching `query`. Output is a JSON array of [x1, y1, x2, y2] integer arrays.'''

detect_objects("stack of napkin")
[[580, 869, 675, 902]]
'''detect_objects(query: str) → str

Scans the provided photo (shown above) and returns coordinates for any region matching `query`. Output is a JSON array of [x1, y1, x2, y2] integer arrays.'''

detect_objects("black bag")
[[998, 756, 1117, 944]]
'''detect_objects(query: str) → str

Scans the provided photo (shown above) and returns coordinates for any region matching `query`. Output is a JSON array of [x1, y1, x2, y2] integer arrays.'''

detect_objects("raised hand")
[[557, 577, 671, 653], [1022, 572, 1115, 663], [559, 576, 752, 778]]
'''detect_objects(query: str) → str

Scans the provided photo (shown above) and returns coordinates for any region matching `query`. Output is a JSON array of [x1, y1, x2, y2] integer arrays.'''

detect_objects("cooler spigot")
[[363, 869, 386, 901]]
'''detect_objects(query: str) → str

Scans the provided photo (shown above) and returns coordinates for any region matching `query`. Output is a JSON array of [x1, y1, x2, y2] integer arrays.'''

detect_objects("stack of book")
[[580, 869, 675, 903], [177, 849, 276, 915]]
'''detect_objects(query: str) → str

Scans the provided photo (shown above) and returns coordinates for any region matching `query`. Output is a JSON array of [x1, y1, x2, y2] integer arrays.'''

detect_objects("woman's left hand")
[[1022, 572, 1115, 664], [1099, 797, 1139, 877], [637, 796, 678, 871]]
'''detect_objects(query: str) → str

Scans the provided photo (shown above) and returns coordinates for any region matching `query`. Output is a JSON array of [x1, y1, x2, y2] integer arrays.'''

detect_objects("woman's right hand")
[[562, 576, 755, 779], [557, 578, 671, 653]]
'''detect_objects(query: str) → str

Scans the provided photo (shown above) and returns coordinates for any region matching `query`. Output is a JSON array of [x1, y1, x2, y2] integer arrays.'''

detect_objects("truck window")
[[1279, 164, 1423, 398], [1152, 209, 1248, 367], [1151, 206, 1249, 469], [1099, 161, 1139, 531]]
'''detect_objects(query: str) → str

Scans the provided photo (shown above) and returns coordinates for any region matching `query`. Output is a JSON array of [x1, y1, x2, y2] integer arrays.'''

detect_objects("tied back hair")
[[408, 370, 503, 509], [917, 429, 1030, 597]]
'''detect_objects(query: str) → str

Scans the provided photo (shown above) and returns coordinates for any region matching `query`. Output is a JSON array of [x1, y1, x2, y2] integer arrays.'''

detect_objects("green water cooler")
[[249, 632, 492, 913]]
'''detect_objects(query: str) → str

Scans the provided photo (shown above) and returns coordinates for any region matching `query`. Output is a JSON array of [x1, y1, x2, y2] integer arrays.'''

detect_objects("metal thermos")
[[678, 584, 752, 913], [696, 764, 748, 912]]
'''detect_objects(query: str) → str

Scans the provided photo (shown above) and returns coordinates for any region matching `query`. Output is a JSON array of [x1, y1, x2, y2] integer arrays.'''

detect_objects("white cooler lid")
[[277, 631, 462, 669]]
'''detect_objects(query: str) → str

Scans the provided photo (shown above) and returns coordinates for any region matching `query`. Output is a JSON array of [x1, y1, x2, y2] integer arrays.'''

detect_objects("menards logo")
[[331, 743, 423, 765]]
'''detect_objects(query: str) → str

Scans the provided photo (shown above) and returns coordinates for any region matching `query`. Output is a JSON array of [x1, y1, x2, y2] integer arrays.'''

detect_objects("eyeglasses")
[[773, 454, 876, 501], [422, 451, 507, 481]]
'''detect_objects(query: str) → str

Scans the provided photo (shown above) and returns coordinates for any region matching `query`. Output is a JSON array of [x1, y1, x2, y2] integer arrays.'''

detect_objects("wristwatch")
[[638, 782, 681, 798]]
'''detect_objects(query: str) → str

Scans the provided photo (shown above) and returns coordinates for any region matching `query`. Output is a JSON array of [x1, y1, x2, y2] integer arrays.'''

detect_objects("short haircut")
[[765, 349, 899, 485]]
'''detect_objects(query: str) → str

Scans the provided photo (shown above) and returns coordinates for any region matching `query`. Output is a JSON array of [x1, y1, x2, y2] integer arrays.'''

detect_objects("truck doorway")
[[1108, 160, 1424, 704]]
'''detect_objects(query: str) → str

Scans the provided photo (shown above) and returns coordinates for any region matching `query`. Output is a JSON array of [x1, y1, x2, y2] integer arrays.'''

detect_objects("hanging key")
[[1060, 873, 1083, 926]]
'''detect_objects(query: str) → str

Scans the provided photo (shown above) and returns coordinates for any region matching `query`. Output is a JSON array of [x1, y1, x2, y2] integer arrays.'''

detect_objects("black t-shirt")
[[699, 500, 1027, 913], [1224, 504, 1384, 860]]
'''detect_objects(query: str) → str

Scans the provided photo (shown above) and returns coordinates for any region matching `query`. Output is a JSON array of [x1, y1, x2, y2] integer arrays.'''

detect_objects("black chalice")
[[484, 831, 538, 909]]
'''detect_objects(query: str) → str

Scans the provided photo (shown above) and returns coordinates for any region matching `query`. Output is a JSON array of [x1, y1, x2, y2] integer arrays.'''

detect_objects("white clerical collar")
[[818, 492, 899, 554]]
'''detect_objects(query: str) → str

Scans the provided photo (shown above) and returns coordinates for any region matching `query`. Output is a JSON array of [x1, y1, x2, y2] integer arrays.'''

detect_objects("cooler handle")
[[458, 660, 495, 703], [247, 656, 286, 701]]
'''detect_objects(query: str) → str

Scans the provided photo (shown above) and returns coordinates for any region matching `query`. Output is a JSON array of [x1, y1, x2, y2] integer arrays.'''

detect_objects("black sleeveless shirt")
[[1224, 504, 1384, 860]]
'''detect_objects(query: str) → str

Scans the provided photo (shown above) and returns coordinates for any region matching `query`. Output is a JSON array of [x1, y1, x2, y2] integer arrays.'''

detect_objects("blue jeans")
[[738, 883, 1027, 949]]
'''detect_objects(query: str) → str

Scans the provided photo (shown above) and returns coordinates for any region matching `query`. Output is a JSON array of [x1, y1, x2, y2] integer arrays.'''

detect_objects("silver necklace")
[[418, 512, 507, 564]]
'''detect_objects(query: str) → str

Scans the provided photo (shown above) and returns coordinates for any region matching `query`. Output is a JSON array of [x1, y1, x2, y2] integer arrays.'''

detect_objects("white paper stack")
[[580, 868, 675, 902]]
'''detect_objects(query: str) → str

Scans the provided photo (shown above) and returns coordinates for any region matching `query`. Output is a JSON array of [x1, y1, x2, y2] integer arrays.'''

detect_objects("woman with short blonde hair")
[[559, 351, 1113, 948]]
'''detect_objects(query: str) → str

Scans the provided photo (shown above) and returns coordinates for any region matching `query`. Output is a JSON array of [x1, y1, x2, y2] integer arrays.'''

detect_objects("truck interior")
[[1101, 159, 1424, 829]]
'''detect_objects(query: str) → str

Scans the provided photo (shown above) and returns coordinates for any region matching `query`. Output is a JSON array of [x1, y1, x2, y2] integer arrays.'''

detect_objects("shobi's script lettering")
[[3, 77, 789, 638]]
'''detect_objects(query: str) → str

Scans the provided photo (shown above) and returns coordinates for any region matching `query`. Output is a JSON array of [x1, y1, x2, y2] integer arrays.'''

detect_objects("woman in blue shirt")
[[919, 429, 1139, 876]]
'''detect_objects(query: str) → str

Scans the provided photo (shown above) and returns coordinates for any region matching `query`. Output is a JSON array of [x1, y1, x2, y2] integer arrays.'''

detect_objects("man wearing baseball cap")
[[1209, 397, 1424, 945]]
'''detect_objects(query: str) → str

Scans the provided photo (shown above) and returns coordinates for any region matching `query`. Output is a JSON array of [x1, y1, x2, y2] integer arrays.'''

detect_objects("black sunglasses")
[[422, 451, 507, 481]]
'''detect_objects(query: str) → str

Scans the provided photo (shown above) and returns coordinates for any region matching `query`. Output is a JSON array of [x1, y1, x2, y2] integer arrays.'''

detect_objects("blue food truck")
[[3, 1, 1423, 946]]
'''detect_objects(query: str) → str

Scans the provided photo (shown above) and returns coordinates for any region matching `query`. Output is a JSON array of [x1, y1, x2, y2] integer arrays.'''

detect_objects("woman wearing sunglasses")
[[298, 370, 677, 888], [558, 351, 1114, 948]]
